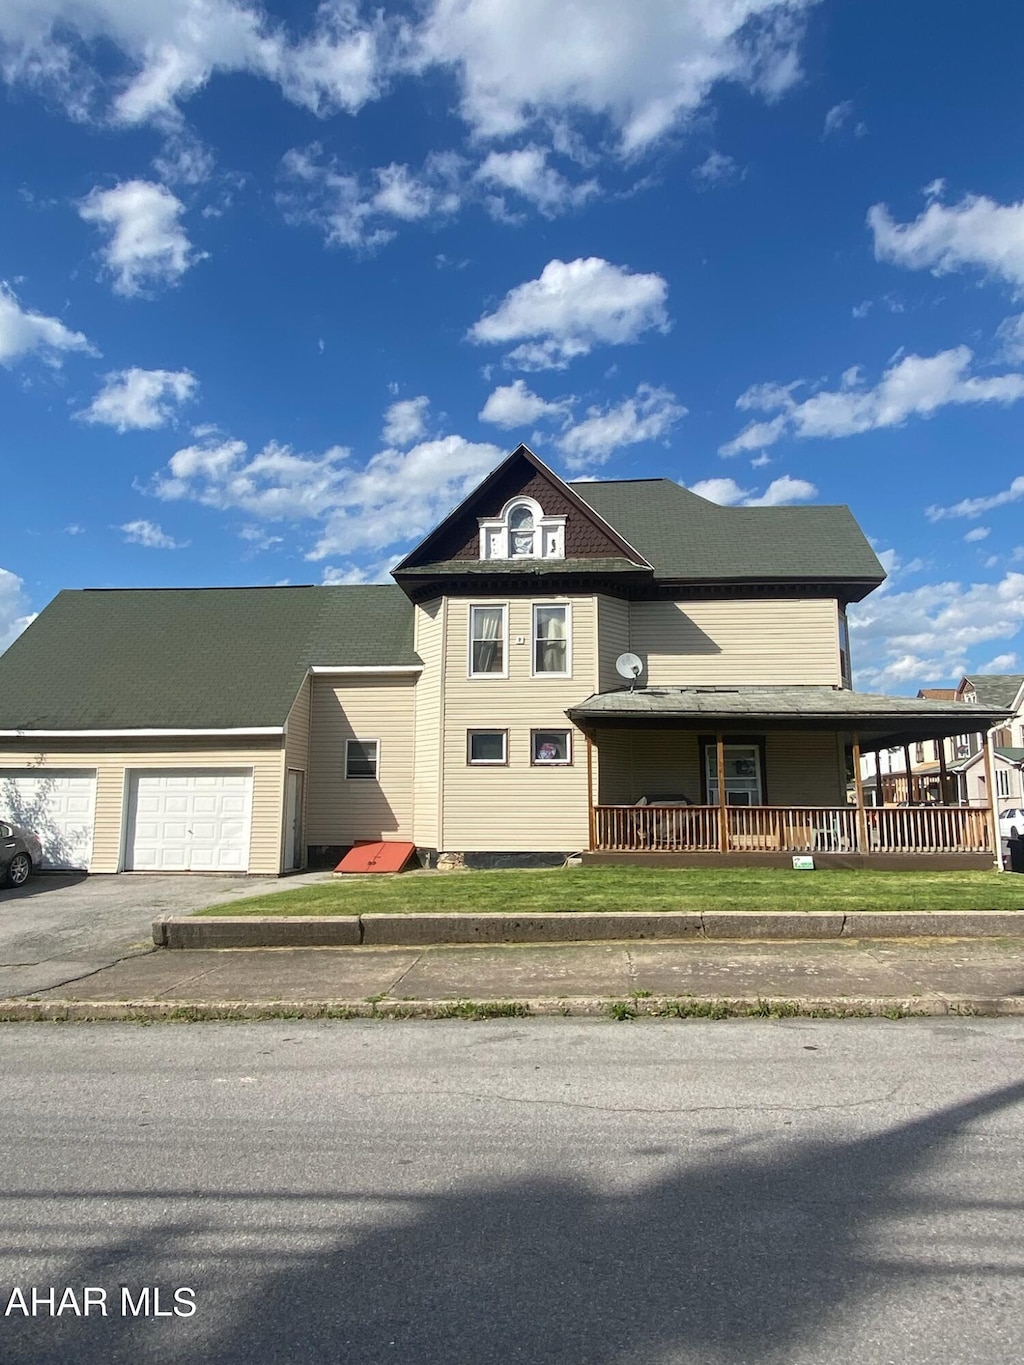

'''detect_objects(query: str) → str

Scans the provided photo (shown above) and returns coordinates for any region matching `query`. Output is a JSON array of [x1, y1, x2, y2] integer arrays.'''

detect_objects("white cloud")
[[557, 383, 684, 470], [478, 379, 573, 428], [152, 130, 214, 185], [148, 421, 506, 559], [476, 145, 597, 216], [79, 367, 197, 431], [0, 281, 94, 367], [821, 100, 852, 137], [749, 451, 772, 467], [688, 473, 816, 506], [964, 526, 991, 543], [979, 651, 1017, 673], [382, 395, 430, 447], [997, 312, 1024, 362], [0, 568, 37, 652], [78, 180, 202, 296], [850, 570, 1024, 692], [721, 347, 1024, 454], [469, 257, 670, 370], [414, 0, 814, 154], [691, 151, 740, 188], [926, 475, 1024, 522], [868, 190, 1024, 294], [119, 519, 188, 548], [0, 0, 390, 126], [279, 144, 462, 250], [743, 474, 817, 506], [689, 477, 751, 505]]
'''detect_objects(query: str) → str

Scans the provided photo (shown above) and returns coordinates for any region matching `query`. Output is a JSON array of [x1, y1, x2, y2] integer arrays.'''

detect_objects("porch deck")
[[592, 803, 994, 858]]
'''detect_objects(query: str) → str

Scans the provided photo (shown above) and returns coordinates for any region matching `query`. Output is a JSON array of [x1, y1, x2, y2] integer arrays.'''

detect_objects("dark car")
[[1, 821, 43, 887]]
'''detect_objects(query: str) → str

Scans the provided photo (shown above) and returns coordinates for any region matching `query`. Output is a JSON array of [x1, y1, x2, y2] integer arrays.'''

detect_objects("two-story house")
[[0, 446, 1006, 875]]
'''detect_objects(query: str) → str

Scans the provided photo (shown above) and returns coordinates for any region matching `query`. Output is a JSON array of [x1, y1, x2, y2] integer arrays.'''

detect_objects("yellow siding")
[[594, 728, 844, 806], [306, 676, 416, 844], [597, 594, 631, 692], [765, 732, 846, 805], [283, 676, 311, 868], [413, 600, 445, 848], [631, 598, 841, 686], [0, 738, 286, 874], [440, 596, 596, 851]]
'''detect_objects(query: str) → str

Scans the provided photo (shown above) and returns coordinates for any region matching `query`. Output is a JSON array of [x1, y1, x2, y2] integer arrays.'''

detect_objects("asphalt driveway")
[[0, 871, 330, 998]]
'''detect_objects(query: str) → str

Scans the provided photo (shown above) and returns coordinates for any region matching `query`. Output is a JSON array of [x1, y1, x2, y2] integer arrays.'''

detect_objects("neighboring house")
[[0, 446, 1007, 874], [860, 675, 1024, 812]]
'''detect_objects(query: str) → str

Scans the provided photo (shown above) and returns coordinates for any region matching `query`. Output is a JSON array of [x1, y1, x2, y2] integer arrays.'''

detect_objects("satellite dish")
[[615, 652, 644, 685]]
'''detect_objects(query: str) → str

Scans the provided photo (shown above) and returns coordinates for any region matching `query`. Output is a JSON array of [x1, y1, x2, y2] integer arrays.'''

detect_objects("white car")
[[998, 808, 1024, 840]]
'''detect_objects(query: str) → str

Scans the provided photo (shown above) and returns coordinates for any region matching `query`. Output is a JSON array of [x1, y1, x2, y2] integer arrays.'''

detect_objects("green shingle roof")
[[570, 479, 885, 589], [963, 674, 1024, 708], [0, 585, 416, 731]]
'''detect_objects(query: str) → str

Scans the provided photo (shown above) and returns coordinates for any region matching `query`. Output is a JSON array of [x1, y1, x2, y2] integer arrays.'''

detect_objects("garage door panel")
[[0, 769, 96, 870], [126, 770, 253, 872]]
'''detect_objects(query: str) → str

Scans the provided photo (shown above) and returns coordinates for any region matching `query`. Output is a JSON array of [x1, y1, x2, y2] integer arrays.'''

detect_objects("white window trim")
[[467, 729, 509, 766], [478, 496, 566, 561], [345, 738, 380, 781], [531, 728, 573, 766], [467, 603, 509, 679], [531, 601, 573, 679]]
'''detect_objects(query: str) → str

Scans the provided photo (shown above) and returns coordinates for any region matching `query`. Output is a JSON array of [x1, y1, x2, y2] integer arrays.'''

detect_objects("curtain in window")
[[535, 606, 567, 672], [472, 607, 503, 673], [508, 504, 535, 556]]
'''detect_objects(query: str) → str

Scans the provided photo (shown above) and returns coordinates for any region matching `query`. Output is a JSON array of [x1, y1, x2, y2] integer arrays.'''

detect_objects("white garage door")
[[0, 769, 96, 870], [126, 770, 253, 872]]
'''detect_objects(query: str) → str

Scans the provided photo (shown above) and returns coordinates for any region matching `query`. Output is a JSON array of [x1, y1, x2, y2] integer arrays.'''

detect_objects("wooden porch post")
[[851, 733, 868, 854], [902, 744, 913, 804], [938, 740, 950, 805], [716, 731, 728, 853], [982, 727, 1002, 871], [586, 731, 596, 852]]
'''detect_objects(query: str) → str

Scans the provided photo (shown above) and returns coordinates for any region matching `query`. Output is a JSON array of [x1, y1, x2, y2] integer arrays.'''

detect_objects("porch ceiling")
[[566, 685, 1008, 749]]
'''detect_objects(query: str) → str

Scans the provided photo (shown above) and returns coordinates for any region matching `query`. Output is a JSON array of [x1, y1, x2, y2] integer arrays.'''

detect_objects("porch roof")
[[567, 685, 1008, 748]]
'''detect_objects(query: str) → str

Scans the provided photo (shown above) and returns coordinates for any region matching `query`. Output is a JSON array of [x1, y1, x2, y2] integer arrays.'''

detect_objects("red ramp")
[[335, 841, 416, 874]]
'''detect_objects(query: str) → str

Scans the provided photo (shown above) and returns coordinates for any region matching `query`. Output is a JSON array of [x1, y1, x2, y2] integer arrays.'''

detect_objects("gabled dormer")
[[392, 444, 652, 600]]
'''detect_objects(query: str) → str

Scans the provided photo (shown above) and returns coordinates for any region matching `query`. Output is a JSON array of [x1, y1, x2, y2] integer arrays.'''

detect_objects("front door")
[[706, 744, 763, 806], [284, 769, 304, 871]]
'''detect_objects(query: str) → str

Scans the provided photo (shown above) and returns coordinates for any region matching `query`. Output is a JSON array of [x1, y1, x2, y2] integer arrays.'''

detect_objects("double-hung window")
[[469, 604, 506, 676], [533, 603, 570, 676], [345, 739, 379, 780]]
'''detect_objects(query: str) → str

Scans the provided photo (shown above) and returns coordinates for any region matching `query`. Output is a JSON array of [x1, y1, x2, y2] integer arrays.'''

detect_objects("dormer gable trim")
[[478, 494, 567, 561], [392, 444, 652, 574]]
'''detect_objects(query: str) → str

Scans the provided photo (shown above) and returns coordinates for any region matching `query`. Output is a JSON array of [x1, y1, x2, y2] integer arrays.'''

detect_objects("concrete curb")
[[154, 908, 1024, 949], [4, 993, 1024, 1022]]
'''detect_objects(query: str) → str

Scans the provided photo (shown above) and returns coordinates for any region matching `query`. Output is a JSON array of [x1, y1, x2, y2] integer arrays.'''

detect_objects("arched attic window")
[[478, 496, 566, 561]]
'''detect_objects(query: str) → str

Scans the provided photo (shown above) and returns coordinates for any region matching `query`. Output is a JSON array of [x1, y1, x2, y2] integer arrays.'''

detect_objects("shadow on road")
[[0, 873, 89, 901], [4, 1077, 1024, 1363]]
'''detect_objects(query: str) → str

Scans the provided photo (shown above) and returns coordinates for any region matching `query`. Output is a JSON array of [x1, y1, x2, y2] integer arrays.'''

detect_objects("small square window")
[[531, 729, 572, 765], [467, 730, 508, 765], [345, 739, 379, 779]]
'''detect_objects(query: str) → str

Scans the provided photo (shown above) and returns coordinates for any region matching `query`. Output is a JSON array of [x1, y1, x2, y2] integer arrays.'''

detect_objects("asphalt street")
[[2, 1018, 1024, 1364], [0, 871, 328, 996]]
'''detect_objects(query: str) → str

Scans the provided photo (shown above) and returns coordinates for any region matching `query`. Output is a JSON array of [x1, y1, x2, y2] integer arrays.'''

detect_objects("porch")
[[569, 685, 1006, 870]]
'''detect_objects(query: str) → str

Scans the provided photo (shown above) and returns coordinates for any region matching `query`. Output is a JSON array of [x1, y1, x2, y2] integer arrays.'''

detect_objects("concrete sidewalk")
[[4, 935, 1024, 1019]]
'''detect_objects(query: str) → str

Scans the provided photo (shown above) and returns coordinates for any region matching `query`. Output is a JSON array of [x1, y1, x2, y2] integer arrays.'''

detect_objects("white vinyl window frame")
[[345, 738, 380, 780], [531, 601, 572, 678], [531, 728, 573, 767], [466, 729, 509, 766], [997, 768, 1011, 798], [467, 603, 509, 679]]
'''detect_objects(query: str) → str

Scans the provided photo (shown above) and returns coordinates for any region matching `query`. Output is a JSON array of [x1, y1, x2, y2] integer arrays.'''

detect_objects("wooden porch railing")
[[592, 804, 994, 855]]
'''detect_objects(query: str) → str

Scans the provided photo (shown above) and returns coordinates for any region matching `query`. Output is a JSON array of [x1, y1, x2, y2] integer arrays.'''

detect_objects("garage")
[[0, 768, 97, 870], [125, 770, 254, 872]]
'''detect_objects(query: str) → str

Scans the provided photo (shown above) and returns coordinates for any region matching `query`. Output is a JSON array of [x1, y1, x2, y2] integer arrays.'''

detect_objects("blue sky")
[[3, 0, 1024, 692]]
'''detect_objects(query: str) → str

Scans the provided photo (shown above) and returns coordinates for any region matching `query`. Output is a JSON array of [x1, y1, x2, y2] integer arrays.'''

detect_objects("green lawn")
[[195, 865, 1024, 917]]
